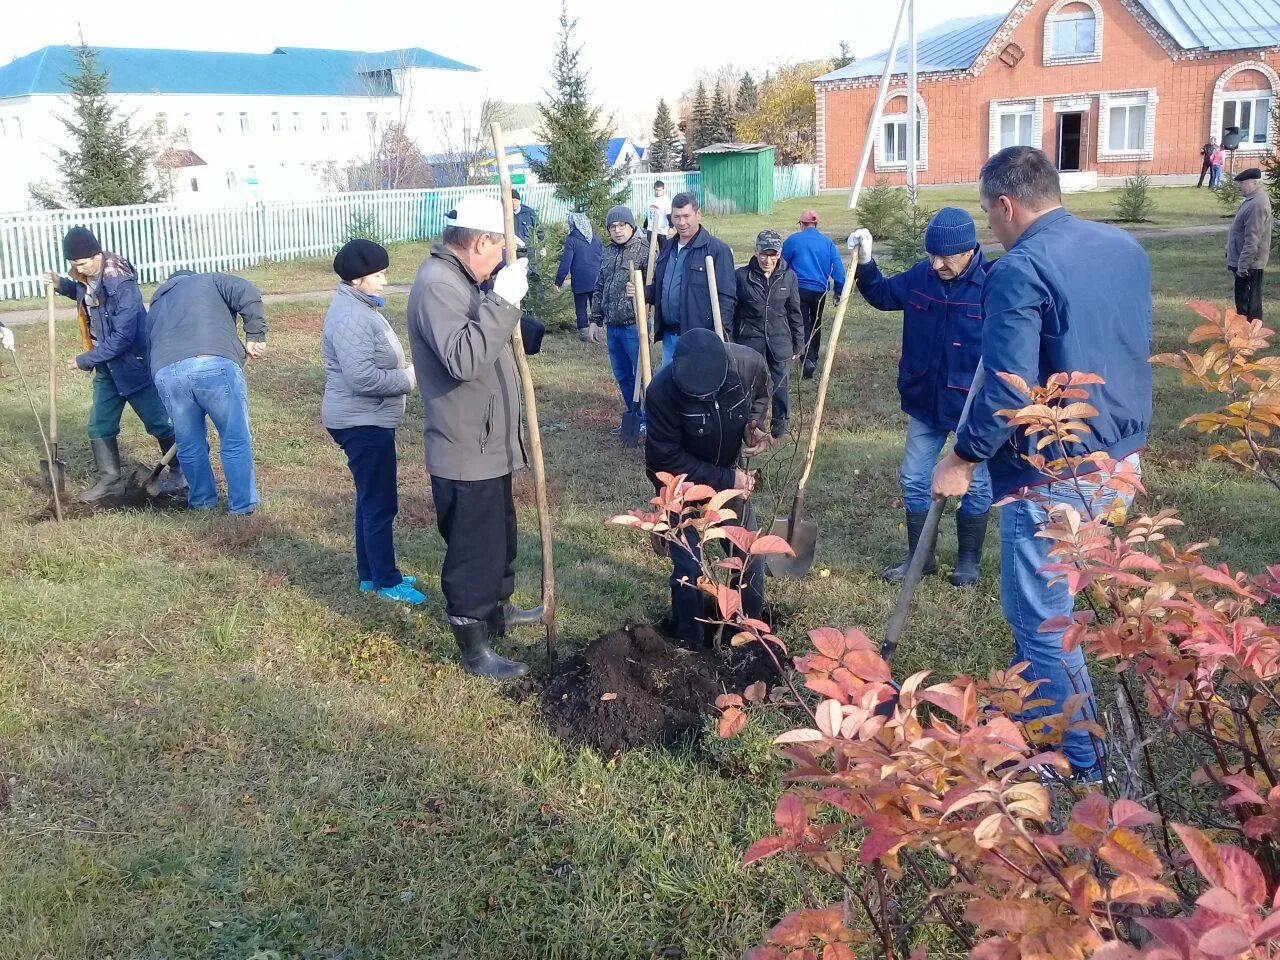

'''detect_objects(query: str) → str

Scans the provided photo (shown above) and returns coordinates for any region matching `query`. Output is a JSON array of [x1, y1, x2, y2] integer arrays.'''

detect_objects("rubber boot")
[[155, 437, 188, 497], [452, 619, 528, 680], [950, 510, 990, 587], [880, 509, 938, 583], [499, 601, 545, 628], [78, 437, 126, 505]]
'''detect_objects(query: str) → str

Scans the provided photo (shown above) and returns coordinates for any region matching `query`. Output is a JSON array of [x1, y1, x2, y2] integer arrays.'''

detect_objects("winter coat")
[[57, 253, 152, 397], [856, 247, 989, 431], [953, 209, 1153, 498], [1228, 190, 1274, 272], [644, 342, 770, 491], [513, 205, 537, 243], [554, 222, 603, 294], [146, 270, 266, 376], [321, 283, 414, 430], [407, 245, 528, 482], [646, 226, 737, 340], [592, 229, 650, 326], [731, 258, 804, 361], [781, 227, 847, 294]]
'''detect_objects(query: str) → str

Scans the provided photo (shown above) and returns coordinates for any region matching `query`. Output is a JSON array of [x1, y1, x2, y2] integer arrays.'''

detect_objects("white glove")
[[0, 324, 12, 352], [492, 259, 530, 307], [403, 363, 417, 390], [849, 229, 873, 265]]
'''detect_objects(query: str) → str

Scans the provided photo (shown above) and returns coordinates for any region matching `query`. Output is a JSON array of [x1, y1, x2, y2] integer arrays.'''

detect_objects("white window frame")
[[216, 112, 226, 134], [339, 112, 349, 132], [239, 112, 250, 134], [874, 90, 929, 172], [320, 112, 330, 132], [1043, 0, 1103, 65], [989, 98, 1044, 155], [270, 111, 281, 132], [225, 170, 236, 189], [1222, 91, 1273, 148], [291, 111, 302, 132], [1211, 62, 1280, 156], [1097, 89, 1157, 162]]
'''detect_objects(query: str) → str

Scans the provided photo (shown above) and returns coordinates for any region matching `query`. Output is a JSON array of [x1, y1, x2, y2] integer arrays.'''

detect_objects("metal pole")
[[906, 0, 918, 205], [846, 0, 911, 211]]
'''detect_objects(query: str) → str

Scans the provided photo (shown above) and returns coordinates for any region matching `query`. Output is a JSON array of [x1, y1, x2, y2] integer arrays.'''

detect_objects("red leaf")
[[858, 829, 901, 866], [743, 680, 768, 704], [841, 650, 892, 683], [1173, 823, 1228, 888], [768, 909, 844, 948], [718, 709, 747, 738], [749, 534, 796, 556], [743, 835, 790, 865], [743, 949, 787, 960], [1111, 798, 1158, 829], [1219, 845, 1268, 909], [823, 945, 857, 960], [809, 628, 846, 659], [775, 793, 807, 840], [1198, 923, 1252, 957]]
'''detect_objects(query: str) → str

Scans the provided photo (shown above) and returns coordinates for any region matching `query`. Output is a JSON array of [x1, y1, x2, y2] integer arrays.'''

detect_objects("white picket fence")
[[0, 167, 818, 300]]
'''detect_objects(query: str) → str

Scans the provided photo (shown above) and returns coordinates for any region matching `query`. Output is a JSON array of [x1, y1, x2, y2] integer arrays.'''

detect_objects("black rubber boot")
[[78, 437, 126, 505], [881, 509, 938, 583], [950, 511, 990, 587], [500, 601, 544, 627], [452, 620, 528, 680], [155, 437, 188, 497]]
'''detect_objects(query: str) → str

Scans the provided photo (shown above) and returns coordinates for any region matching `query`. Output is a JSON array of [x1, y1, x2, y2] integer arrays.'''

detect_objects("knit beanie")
[[605, 205, 636, 230], [924, 207, 977, 257], [333, 238, 390, 282], [63, 226, 102, 261]]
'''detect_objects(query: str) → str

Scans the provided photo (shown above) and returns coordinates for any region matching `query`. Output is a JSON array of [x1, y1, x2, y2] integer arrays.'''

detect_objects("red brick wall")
[[817, 0, 1280, 188]]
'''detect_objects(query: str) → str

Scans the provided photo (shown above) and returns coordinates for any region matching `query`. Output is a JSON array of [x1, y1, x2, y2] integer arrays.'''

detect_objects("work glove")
[[848, 229, 874, 265], [492, 259, 530, 307], [0, 323, 13, 352]]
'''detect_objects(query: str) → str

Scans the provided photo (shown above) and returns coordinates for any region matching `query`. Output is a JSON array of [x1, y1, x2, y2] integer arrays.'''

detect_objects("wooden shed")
[[695, 143, 776, 215]]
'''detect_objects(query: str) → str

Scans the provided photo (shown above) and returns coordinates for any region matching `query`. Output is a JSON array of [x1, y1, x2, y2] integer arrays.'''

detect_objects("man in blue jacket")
[[852, 207, 991, 586], [643, 192, 736, 364], [933, 147, 1153, 783], [781, 210, 847, 379], [43, 227, 179, 505]]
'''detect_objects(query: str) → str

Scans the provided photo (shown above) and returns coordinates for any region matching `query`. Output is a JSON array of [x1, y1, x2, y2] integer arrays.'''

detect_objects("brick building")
[[814, 0, 1280, 190]]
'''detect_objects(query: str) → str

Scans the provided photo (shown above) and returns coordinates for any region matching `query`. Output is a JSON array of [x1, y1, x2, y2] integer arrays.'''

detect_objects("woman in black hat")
[[322, 239, 423, 604]]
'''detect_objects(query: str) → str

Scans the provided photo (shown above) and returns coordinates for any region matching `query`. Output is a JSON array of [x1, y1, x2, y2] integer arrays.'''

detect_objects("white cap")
[[445, 195, 524, 247]]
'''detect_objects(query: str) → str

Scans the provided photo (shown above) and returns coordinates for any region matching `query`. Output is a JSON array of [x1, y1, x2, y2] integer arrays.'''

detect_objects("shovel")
[[706, 256, 726, 341], [142, 443, 180, 498], [12, 348, 64, 522], [39, 285, 67, 497], [622, 265, 654, 448]]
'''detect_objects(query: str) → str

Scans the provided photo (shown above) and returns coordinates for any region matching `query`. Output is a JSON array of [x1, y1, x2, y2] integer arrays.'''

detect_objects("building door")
[[1057, 113, 1083, 171]]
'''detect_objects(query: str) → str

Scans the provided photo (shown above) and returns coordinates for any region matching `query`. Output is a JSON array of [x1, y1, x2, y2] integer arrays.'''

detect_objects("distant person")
[[1210, 143, 1225, 189], [731, 229, 803, 439], [1198, 139, 1217, 188], [148, 268, 267, 516], [554, 212, 604, 342], [511, 189, 536, 243], [592, 205, 650, 434], [647, 180, 673, 253], [781, 210, 847, 379], [43, 227, 180, 505], [1227, 167, 1273, 320], [322, 239, 423, 604]]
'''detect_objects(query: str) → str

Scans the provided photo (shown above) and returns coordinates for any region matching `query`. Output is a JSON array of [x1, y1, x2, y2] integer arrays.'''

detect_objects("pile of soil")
[[531, 623, 781, 755], [29, 462, 187, 522]]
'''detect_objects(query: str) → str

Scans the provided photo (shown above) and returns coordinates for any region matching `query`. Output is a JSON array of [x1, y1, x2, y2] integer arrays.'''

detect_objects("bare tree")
[[431, 97, 506, 187]]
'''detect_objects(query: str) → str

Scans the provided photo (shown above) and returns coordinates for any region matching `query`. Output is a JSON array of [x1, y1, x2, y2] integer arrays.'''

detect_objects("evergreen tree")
[[833, 41, 855, 70], [34, 41, 160, 208], [648, 98, 679, 173], [708, 85, 733, 144], [735, 72, 759, 117], [689, 81, 712, 152], [529, 3, 625, 222]]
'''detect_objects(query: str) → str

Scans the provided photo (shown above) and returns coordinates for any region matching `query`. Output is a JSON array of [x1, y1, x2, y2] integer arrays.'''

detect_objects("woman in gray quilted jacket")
[[322, 240, 423, 605]]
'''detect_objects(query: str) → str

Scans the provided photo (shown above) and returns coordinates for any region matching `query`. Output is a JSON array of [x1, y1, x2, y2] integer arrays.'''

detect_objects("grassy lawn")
[[0, 226, 1275, 957]]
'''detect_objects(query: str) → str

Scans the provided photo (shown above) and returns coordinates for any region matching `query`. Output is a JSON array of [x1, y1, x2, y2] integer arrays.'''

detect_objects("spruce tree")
[[735, 73, 759, 117], [708, 86, 733, 144], [530, 3, 625, 222], [689, 81, 712, 152], [37, 41, 160, 208], [648, 99, 679, 173], [833, 42, 855, 70]]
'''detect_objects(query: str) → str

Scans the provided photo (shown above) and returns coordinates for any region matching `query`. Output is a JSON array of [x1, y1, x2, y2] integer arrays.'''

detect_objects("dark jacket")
[[57, 253, 151, 396], [1228, 190, 1273, 272], [592, 229, 649, 326], [856, 247, 989, 431], [731, 258, 804, 361], [513, 205, 536, 243], [781, 227, 847, 294], [954, 209, 1153, 498], [645, 342, 770, 491], [646, 226, 737, 340], [554, 223, 603, 294], [146, 270, 267, 376], [407, 246, 528, 482]]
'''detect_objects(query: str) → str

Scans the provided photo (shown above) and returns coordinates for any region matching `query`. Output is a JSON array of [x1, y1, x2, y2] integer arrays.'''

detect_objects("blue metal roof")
[[815, 12, 1008, 82], [0, 44, 477, 99], [1134, 0, 1280, 51], [605, 137, 631, 165]]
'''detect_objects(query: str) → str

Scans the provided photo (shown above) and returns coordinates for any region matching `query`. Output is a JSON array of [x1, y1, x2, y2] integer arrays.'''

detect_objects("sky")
[[4, 0, 1013, 122]]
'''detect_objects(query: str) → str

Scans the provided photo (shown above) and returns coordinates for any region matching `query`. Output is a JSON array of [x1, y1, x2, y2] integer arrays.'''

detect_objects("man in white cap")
[[407, 195, 540, 681]]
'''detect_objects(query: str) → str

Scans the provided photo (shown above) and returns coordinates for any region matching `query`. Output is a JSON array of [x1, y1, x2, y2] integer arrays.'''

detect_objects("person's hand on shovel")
[[933, 450, 977, 499], [733, 467, 757, 495]]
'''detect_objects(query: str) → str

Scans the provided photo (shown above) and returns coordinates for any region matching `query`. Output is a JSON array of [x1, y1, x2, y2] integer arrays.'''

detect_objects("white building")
[[0, 44, 488, 212]]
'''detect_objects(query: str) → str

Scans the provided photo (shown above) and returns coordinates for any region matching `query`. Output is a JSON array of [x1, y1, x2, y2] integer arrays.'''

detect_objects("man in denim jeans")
[[933, 147, 1153, 782], [147, 271, 267, 515]]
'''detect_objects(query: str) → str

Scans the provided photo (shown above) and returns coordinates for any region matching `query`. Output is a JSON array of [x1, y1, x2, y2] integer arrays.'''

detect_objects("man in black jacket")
[[645, 328, 771, 646], [732, 230, 804, 439]]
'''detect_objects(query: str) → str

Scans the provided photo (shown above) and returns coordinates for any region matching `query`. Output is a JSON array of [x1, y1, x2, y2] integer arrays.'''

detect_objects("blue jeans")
[[658, 333, 680, 368], [606, 324, 641, 414], [329, 426, 402, 589], [902, 416, 992, 515], [1210, 164, 1223, 188], [154, 356, 259, 515], [1000, 454, 1140, 775]]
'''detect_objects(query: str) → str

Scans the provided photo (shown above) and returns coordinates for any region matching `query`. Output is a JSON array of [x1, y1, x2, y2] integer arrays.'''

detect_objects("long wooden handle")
[[492, 121, 556, 659], [47, 283, 57, 446], [632, 266, 652, 394], [646, 225, 659, 282], [705, 255, 725, 341]]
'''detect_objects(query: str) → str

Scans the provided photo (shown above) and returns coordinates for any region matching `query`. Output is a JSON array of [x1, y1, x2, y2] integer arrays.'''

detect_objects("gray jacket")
[[321, 283, 413, 430], [146, 270, 266, 376], [1228, 190, 1274, 272], [407, 246, 527, 481]]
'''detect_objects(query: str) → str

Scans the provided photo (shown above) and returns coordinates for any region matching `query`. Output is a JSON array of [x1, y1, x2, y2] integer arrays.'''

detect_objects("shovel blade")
[[766, 515, 817, 578], [39, 457, 67, 496], [621, 410, 642, 448]]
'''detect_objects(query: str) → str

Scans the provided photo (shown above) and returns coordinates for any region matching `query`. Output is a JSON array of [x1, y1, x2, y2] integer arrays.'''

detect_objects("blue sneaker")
[[377, 580, 426, 605], [361, 575, 416, 594]]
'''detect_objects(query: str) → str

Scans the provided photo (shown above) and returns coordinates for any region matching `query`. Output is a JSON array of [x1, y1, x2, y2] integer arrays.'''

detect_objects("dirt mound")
[[28, 462, 188, 522], [532, 623, 780, 755]]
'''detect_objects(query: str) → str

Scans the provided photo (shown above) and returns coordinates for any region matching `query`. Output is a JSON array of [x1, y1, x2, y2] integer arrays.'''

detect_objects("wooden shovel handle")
[[47, 283, 58, 446], [632, 266, 652, 394], [705, 255, 726, 341]]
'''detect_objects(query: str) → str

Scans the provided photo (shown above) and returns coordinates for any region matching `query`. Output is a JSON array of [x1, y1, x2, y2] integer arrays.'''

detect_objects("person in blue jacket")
[[851, 207, 991, 587], [781, 210, 847, 379], [933, 147, 1153, 784], [42, 227, 179, 505], [554, 211, 603, 341]]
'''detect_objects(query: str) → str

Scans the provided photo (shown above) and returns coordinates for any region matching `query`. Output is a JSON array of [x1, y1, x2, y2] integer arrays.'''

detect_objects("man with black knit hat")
[[1227, 167, 1273, 320], [644, 328, 772, 646], [43, 226, 181, 504], [593, 204, 650, 434], [850, 206, 991, 587]]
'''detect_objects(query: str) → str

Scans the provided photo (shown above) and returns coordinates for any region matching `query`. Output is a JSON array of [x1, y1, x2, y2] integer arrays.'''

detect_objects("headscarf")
[[568, 211, 593, 242]]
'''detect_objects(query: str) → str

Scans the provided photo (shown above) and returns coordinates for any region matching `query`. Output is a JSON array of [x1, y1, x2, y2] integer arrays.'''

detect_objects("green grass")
[[0, 228, 1275, 958]]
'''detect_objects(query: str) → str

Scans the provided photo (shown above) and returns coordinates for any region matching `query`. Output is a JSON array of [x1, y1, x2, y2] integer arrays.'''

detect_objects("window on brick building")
[[1052, 9, 1096, 56], [882, 118, 922, 163], [1107, 101, 1147, 152], [999, 109, 1035, 149], [1223, 93, 1273, 146]]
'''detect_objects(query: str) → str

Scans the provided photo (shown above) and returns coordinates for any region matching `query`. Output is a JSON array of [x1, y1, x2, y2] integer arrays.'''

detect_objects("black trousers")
[[1198, 159, 1212, 188], [669, 497, 764, 646], [574, 292, 593, 330], [767, 351, 792, 437], [799, 288, 828, 372], [329, 426, 402, 589], [1234, 268, 1265, 320], [431, 473, 517, 622]]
